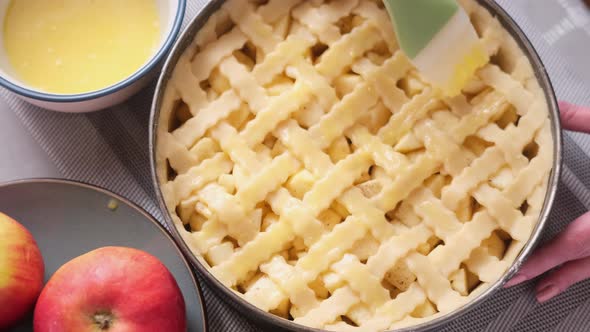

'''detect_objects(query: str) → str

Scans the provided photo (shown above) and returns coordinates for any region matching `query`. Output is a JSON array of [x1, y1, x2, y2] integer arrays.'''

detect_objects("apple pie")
[[156, 0, 553, 330]]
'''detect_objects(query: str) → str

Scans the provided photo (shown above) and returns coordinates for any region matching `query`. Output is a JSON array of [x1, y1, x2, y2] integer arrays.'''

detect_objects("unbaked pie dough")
[[156, 0, 553, 330]]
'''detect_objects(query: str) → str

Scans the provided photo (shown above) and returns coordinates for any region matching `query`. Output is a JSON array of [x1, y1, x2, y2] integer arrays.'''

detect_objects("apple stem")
[[94, 313, 113, 330]]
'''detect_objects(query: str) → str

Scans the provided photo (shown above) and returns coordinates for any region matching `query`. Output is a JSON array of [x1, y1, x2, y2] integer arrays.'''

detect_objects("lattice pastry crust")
[[156, 0, 553, 330]]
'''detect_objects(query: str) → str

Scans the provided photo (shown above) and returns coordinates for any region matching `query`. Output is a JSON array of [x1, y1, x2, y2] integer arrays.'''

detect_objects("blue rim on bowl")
[[0, 0, 186, 103]]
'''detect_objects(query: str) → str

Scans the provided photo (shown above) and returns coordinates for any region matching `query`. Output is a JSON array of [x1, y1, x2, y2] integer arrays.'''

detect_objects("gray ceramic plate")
[[0, 179, 207, 332]]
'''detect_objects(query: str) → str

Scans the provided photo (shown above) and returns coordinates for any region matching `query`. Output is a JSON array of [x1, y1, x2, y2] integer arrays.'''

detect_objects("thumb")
[[559, 101, 590, 133], [505, 211, 590, 287]]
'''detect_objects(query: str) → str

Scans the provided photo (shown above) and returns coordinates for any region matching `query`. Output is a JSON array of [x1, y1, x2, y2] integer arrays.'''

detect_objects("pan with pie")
[[155, 0, 555, 330]]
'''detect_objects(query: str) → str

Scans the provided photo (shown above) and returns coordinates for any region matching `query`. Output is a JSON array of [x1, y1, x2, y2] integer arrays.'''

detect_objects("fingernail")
[[537, 285, 559, 303], [504, 274, 527, 288]]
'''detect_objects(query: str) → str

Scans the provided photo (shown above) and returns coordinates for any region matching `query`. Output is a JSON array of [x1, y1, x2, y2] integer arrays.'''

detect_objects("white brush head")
[[412, 8, 487, 96]]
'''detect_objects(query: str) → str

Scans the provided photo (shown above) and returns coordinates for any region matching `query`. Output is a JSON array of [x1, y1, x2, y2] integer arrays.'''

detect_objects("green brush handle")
[[383, 0, 459, 58]]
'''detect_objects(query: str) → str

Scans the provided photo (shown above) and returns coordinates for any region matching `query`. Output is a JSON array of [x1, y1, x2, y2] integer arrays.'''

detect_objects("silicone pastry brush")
[[383, 0, 489, 96]]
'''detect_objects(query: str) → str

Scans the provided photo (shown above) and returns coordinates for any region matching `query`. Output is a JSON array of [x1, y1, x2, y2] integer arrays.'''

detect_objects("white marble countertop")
[[0, 98, 60, 182]]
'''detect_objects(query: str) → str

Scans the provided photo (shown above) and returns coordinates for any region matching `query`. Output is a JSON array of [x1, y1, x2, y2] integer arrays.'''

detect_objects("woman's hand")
[[504, 102, 590, 303]]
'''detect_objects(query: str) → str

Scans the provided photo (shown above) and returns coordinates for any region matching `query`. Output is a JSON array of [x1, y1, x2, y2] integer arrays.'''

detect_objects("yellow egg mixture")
[[3, 0, 161, 94]]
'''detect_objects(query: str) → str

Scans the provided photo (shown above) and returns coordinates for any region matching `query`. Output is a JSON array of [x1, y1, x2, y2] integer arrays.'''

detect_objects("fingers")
[[505, 211, 590, 287], [535, 256, 590, 303], [559, 101, 590, 133]]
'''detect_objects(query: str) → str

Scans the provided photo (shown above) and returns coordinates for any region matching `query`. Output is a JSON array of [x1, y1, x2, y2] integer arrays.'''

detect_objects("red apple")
[[0, 212, 45, 329], [34, 246, 186, 332]]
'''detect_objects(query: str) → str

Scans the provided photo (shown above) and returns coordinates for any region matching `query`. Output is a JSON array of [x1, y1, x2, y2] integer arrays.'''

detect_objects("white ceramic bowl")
[[0, 0, 186, 113]]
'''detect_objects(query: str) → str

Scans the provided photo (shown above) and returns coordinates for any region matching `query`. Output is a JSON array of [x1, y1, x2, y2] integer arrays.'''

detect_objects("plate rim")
[[0, 177, 209, 332]]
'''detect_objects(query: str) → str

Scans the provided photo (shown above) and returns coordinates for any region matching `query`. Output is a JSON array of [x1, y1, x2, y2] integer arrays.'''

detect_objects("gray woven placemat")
[[3, 1, 590, 331]]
